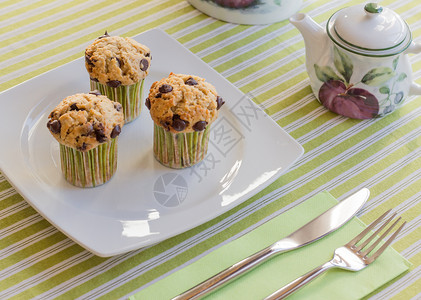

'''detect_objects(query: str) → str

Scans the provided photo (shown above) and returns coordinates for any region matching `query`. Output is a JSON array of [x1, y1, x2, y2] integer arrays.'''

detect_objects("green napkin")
[[130, 192, 411, 300]]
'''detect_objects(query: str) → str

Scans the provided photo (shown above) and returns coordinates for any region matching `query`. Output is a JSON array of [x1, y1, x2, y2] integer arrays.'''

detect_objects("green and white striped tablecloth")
[[0, 0, 420, 299]]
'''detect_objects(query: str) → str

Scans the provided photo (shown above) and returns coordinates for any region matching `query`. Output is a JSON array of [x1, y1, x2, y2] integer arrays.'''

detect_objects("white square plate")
[[0, 29, 303, 257]]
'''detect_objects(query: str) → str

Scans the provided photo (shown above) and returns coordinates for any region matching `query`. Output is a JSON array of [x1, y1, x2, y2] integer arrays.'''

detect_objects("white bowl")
[[187, 0, 303, 25]]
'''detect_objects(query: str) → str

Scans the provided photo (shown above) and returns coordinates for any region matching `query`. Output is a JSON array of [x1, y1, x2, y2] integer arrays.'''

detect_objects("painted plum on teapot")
[[314, 45, 408, 119]]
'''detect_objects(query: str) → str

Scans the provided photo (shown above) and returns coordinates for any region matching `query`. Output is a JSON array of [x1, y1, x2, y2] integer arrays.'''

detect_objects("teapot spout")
[[409, 82, 421, 96], [290, 13, 329, 62]]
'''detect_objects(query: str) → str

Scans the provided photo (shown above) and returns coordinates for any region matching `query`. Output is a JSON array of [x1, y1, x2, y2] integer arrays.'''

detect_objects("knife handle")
[[172, 246, 275, 300]]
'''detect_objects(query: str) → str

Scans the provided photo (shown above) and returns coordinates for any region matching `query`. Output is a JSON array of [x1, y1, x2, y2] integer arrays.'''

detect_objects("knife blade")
[[173, 188, 369, 300]]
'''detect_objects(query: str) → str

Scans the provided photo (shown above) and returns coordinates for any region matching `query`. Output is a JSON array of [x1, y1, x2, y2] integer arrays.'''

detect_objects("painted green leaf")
[[314, 64, 341, 82], [393, 56, 399, 70], [333, 46, 353, 84], [362, 67, 395, 86], [274, 0, 282, 6], [397, 73, 407, 82], [379, 86, 390, 94]]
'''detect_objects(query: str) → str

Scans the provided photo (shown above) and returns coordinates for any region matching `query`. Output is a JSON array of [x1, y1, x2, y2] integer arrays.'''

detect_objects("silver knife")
[[173, 188, 370, 300]]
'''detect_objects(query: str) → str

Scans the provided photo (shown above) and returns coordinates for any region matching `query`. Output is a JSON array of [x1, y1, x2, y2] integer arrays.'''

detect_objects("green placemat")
[[131, 191, 411, 300]]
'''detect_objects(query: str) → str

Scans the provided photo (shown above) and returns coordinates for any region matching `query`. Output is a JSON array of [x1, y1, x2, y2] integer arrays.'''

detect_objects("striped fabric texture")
[[0, 0, 420, 299]]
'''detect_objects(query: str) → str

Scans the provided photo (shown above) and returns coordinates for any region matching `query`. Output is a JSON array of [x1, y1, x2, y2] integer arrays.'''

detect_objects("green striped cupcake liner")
[[153, 123, 210, 169], [59, 138, 118, 188], [90, 79, 144, 123]]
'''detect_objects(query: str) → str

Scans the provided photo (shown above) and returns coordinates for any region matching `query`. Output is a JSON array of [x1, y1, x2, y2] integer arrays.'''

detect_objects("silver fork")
[[264, 209, 406, 300]]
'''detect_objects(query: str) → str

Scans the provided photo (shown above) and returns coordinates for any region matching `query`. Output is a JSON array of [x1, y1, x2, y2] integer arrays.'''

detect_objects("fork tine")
[[364, 221, 406, 264], [346, 209, 391, 248], [360, 216, 401, 257], [354, 212, 397, 252]]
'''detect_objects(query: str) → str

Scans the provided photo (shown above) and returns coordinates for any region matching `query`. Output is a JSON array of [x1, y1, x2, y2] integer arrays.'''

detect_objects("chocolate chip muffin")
[[47, 92, 124, 187], [85, 31, 151, 123], [146, 73, 225, 168]]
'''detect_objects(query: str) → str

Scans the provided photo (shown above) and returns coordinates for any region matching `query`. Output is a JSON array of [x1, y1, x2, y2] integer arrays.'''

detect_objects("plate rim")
[[0, 28, 304, 256]]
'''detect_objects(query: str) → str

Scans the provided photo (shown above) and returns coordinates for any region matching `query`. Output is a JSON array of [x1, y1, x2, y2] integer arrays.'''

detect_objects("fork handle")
[[172, 246, 275, 300], [264, 261, 335, 300]]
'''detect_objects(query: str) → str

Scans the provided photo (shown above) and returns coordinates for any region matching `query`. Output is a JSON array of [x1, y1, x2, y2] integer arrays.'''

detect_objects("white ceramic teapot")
[[290, 3, 421, 119]]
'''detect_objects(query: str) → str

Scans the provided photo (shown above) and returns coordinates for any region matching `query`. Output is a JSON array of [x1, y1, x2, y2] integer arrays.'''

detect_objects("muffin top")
[[47, 92, 124, 151], [146, 73, 225, 133], [85, 32, 151, 87]]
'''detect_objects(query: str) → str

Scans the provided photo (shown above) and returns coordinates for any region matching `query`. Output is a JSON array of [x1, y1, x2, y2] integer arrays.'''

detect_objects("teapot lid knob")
[[364, 3, 383, 14]]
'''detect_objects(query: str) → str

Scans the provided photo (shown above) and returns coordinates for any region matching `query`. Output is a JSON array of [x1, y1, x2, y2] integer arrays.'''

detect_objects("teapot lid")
[[327, 3, 412, 56]]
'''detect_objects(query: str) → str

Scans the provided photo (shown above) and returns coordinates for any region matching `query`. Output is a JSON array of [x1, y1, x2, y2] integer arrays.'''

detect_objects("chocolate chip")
[[90, 77, 99, 82], [107, 80, 121, 88], [93, 123, 106, 142], [70, 103, 80, 111], [77, 142, 88, 151], [172, 115, 186, 131], [114, 103, 122, 111], [159, 84, 173, 93], [216, 96, 225, 110], [139, 58, 149, 71], [47, 119, 61, 134], [111, 125, 121, 138], [96, 122, 104, 130], [85, 55, 95, 67], [89, 90, 101, 96], [193, 121, 207, 131], [98, 30, 110, 39], [172, 119, 186, 131], [145, 52, 150, 57], [185, 77, 198, 86], [95, 129, 106, 143], [155, 93, 162, 98], [161, 121, 170, 131], [145, 98, 151, 110]]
